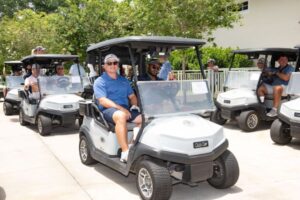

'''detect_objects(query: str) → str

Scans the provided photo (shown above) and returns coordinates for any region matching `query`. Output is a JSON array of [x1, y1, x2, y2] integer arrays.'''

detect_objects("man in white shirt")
[[69, 60, 86, 77], [24, 64, 40, 99]]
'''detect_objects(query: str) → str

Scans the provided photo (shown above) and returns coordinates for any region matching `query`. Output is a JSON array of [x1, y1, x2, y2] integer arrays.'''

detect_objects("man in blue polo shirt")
[[93, 54, 141, 162], [258, 55, 295, 117]]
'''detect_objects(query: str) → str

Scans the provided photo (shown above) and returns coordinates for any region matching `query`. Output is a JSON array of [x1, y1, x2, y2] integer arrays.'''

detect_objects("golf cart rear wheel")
[[208, 150, 239, 189], [238, 110, 260, 132], [211, 110, 227, 125], [136, 160, 172, 200], [37, 115, 52, 136], [3, 102, 13, 116], [79, 135, 96, 165], [19, 109, 29, 126], [270, 119, 292, 145]]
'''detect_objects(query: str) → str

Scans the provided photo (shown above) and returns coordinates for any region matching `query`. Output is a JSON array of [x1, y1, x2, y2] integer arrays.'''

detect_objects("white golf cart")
[[18, 54, 84, 136], [212, 48, 298, 132], [2, 61, 24, 115], [79, 36, 239, 200], [270, 70, 300, 144]]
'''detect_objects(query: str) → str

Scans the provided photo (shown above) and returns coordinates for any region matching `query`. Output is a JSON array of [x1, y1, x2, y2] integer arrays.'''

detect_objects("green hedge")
[[169, 46, 253, 70]]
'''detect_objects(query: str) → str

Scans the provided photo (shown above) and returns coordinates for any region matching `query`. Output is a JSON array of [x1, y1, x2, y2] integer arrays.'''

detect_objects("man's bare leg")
[[113, 111, 128, 152], [273, 85, 283, 109]]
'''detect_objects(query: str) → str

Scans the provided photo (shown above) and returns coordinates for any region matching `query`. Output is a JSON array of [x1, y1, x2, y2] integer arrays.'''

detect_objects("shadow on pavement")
[[24, 124, 79, 136], [92, 162, 243, 200], [93, 163, 138, 195], [0, 186, 6, 200], [288, 138, 300, 150]]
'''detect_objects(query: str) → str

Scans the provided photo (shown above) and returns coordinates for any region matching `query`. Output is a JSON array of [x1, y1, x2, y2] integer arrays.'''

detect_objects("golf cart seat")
[[265, 94, 288, 101], [18, 90, 38, 104], [90, 102, 136, 132]]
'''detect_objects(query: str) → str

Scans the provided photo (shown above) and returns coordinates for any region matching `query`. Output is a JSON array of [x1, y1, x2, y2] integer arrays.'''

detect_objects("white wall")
[[212, 0, 300, 48]]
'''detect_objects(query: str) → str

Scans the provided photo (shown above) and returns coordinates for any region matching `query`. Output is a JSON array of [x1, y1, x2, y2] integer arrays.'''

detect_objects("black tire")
[[79, 135, 97, 165], [208, 150, 239, 189], [270, 119, 292, 145], [19, 109, 29, 126], [3, 102, 13, 116], [238, 110, 260, 132], [210, 109, 227, 125], [37, 115, 52, 136], [136, 160, 172, 200]]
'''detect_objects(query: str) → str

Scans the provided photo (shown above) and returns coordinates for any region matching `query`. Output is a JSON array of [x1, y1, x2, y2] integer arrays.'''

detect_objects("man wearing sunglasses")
[[139, 59, 163, 81], [94, 54, 142, 163]]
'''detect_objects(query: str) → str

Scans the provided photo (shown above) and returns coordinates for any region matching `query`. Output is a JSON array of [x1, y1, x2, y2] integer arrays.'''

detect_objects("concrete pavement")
[[0, 101, 299, 200]]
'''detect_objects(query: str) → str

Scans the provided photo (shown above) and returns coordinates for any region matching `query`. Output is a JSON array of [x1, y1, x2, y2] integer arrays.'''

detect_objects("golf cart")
[[270, 45, 300, 144], [79, 36, 239, 200], [212, 48, 298, 132], [2, 61, 24, 115], [18, 54, 84, 136]]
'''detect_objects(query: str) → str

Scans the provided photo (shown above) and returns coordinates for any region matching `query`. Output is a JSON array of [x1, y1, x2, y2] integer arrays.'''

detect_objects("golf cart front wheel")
[[19, 109, 29, 126], [79, 135, 96, 165], [238, 110, 260, 132], [270, 119, 292, 145], [208, 150, 239, 189], [37, 115, 52, 136], [3, 102, 13, 115], [136, 160, 172, 200]]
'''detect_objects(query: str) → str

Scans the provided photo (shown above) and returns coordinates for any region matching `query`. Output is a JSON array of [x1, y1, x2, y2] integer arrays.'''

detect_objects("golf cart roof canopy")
[[233, 48, 298, 55], [4, 60, 23, 65], [21, 54, 79, 65], [87, 36, 205, 53]]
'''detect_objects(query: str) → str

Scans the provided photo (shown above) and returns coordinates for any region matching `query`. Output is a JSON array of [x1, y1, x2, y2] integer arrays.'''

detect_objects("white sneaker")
[[267, 108, 277, 117], [120, 150, 129, 163]]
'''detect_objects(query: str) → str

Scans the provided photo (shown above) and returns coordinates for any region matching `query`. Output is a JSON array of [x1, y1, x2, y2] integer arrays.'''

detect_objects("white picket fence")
[[174, 68, 258, 97]]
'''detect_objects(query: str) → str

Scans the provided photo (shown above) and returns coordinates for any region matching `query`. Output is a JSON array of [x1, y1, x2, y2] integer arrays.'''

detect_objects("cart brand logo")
[[63, 105, 73, 109], [224, 100, 231, 104], [294, 112, 300, 117], [193, 141, 209, 148]]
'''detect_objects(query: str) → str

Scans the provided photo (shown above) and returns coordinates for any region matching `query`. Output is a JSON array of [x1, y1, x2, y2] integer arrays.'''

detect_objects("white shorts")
[[264, 83, 287, 96]]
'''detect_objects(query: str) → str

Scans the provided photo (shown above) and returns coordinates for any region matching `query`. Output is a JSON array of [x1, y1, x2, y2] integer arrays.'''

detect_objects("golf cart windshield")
[[38, 75, 83, 96], [137, 80, 214, 117], [224, 71, 261, 90], [286, 72, 300, 95], [6, 76, 24, 89]]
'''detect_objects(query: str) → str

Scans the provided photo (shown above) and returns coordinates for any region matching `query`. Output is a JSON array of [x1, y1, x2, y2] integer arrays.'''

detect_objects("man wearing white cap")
[[93, 54, 141, 162]]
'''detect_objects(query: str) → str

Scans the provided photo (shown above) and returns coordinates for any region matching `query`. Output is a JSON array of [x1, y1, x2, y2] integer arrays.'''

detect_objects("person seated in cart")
[[257, 55, 295, 117], [24, 64, 40, 100], [93, 54, 142, 163], [138, 59, 163, 81]]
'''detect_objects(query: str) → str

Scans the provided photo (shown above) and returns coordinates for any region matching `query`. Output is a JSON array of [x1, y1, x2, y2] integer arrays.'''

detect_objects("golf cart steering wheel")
[[56, 76, 70, 88]]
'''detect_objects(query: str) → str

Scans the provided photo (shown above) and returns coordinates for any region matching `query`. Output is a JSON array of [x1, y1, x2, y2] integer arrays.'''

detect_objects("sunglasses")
[[106, 61, 119, 66], [57, 68, 64, 70], [150, 65, 160, 70]]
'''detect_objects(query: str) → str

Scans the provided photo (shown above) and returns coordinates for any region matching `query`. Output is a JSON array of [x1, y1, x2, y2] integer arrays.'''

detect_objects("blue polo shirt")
[[270, 65, 294, 86], [94, 72, 134, 110]]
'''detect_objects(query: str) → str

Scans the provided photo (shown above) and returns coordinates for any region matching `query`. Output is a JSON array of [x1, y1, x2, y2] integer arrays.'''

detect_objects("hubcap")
[[138, 168, 153, 198], [37, 117, 43, 133], [247, 114, 258, 129], [80, 139, 88, 161]]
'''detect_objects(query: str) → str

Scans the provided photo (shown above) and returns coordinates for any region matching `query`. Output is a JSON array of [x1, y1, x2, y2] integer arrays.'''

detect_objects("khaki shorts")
[[264, 83, 287, 96]]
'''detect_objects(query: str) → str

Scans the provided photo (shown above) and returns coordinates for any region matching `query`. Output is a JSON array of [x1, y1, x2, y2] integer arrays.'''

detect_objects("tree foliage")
[[0, 0, 241, 73]]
